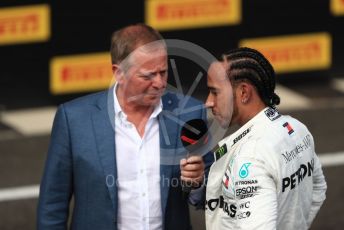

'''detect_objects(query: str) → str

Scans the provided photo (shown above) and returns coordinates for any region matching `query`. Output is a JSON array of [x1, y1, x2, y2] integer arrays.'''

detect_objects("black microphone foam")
[[180, 119, 208, 153]]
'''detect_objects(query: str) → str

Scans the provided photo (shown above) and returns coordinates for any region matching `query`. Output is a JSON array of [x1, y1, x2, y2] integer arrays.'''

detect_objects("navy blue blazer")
[[37, 89, 213, 230]]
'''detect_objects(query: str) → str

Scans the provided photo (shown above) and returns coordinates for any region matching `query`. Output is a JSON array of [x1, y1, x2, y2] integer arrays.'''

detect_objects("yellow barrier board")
[[50, 53, 114, 95], [331, 0, 344, 16], [240, 33, 332, 74], [146, 0, 241, 31], [0, 4, 50, 45]]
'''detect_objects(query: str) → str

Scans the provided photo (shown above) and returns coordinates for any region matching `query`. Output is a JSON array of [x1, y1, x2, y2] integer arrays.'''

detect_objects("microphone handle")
[[181, 180, 193, 193]]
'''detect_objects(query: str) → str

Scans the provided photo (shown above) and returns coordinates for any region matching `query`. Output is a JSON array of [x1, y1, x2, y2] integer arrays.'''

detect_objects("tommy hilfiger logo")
[[283, 122, 294, 135]]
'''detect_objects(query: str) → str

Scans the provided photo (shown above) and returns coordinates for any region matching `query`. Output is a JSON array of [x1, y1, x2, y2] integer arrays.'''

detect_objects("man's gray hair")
[[110, 23, 165, 65]]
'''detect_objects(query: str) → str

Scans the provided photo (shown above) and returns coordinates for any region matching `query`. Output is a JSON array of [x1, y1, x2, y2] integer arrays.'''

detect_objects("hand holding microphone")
[[180, 119, 208, 193], [180, 156, 205, 192]]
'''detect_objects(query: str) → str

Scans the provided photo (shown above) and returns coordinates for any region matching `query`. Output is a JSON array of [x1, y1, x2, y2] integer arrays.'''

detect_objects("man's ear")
[[112, 64, 124, 83], [239, 82, 252, 104]]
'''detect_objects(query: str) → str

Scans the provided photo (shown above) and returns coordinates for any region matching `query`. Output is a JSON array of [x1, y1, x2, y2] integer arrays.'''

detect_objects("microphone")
[[180, 119, 208, 193]]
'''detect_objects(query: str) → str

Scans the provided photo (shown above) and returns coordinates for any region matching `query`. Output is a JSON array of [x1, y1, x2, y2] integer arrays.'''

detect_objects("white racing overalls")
[[206, 107, 327, 230]]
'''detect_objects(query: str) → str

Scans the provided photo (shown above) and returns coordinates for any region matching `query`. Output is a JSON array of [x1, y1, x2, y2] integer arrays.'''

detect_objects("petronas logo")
[[239, 163, 251, 178]]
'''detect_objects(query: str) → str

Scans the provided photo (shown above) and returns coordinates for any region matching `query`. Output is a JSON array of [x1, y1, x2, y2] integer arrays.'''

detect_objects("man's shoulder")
[[61, 90, 109, 112], [65, 90, 107, 106], [267, 113, 311, 138], [252, 114, 312, 152]]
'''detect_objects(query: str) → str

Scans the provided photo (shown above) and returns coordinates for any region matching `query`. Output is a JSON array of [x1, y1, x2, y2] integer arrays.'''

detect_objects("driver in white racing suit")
[[205, 47, 327, 230]]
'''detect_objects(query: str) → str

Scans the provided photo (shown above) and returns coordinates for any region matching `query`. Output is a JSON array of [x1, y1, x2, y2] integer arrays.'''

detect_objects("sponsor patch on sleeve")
[[214, 144, 228, 161], [239, 163, 251, 178], [283, 122, 294, 135], [234, 162, 260, 200]]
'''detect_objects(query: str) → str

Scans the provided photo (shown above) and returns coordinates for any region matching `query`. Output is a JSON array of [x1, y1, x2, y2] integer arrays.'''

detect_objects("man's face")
[[118, 45, 168, 107], [205, 62, 234, 128]]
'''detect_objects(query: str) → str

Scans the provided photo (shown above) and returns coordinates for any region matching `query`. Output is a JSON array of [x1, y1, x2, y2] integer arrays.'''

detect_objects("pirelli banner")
[[240, 33, 332, 74], [50, 53, 114, 95], [0, 0, 343, 103], [331, 0, 344, 16], [0, 4, 50, 46], [145, 0, 241, 30]]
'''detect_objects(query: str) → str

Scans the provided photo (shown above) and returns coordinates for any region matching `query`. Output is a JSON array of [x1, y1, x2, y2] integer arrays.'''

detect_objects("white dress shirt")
[[114, 86, 163, 230]]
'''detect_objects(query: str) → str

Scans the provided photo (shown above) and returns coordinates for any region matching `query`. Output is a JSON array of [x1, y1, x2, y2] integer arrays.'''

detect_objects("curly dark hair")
[[223, 47, 280, 108]]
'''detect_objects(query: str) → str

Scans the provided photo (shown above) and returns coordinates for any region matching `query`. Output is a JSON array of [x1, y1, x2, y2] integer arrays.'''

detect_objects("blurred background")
[[0, 0, 344, 229]]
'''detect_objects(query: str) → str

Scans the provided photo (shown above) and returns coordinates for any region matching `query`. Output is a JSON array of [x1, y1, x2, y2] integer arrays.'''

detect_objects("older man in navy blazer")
[[37, 23, 213, 230]]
